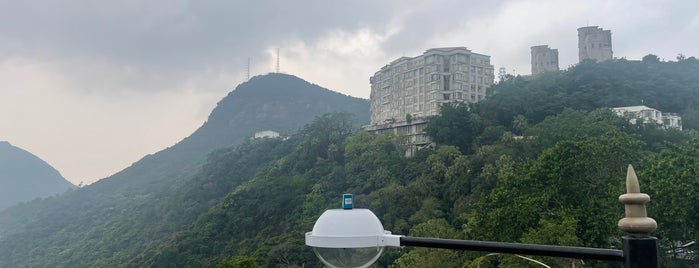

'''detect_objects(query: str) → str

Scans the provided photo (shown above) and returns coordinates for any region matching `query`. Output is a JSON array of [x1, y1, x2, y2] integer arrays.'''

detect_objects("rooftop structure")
[[498, 67, 507, 80]]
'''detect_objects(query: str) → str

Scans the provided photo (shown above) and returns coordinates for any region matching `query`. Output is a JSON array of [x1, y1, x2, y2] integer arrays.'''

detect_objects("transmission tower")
[[276, 48, 280, 73]]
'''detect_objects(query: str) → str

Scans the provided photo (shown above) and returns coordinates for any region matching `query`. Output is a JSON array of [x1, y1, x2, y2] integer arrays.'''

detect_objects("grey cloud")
[[1, 0, 698, 94], [0, 0, 417, 95], [0, 1, 397, 66], [378, 0, 503, 56]]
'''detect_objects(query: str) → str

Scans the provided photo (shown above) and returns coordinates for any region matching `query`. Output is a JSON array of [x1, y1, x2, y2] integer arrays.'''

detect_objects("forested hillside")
[[134, 57, 698, 267], [1, 57, 697, 267], [475, 56, 699, 130], [0, 74, 370, 267]]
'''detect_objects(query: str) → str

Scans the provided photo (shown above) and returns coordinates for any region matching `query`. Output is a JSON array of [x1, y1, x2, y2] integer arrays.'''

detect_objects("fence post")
[[618, 165, 658, 268]]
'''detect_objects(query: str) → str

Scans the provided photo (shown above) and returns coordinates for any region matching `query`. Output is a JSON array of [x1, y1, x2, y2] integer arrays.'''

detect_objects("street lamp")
[[306, 165, 658, 268], [305, 194, 401, 268]]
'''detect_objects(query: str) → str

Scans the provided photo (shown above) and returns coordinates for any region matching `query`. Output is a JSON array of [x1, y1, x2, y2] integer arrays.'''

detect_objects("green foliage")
[[643, 140, 699, 243], [217, 256, 260, 268], [474, 58, 699, 130], [0, 73, 369, 268], [468, 131, 643, 247], [2, 60, 699, 267], [425, 103, 484, 153], [392, 219, 468, 268], [642, 54, 661, 63], [524, 108, 629, 152], [344, 131, 406, 193]]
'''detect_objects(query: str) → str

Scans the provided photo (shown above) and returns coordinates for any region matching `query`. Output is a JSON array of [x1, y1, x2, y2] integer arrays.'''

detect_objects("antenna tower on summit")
[[276, 48, 280, 73], [246, 57, 250, 81]]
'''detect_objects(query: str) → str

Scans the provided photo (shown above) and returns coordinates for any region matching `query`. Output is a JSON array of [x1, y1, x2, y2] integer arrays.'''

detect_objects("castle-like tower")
[[578, 26, 613, 62], [531, 45, 559, 75]]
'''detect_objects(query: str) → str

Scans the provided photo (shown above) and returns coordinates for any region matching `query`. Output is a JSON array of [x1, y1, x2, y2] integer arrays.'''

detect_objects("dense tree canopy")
[[1, 58, 698, 267]]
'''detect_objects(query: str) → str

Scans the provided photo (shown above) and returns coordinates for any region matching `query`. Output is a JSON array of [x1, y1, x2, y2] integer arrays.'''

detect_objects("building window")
[[458, 54, 467, 63], [443, 94, 450, 100]]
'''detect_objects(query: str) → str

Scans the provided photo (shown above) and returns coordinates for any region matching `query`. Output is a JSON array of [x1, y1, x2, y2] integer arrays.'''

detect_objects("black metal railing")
[[400, 165, 659, 268], [400, 236, 625, 262]]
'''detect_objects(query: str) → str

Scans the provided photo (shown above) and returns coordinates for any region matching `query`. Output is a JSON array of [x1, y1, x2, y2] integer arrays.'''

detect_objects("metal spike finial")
[[618, 164, 657, 237]]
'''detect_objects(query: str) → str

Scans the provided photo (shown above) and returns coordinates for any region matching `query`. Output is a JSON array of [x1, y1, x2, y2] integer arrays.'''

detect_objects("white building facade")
[[365, 47, 494, 152], [612, 105, 682, 130], [253, 130, 280, 139], [368, 47, 494, 126]]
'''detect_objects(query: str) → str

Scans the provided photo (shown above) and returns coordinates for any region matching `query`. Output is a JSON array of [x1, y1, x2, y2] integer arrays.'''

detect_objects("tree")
[[468, 131, 643, 249], [643, 54, 661, 63], [643, 140, 699, 244], [425, 103, 484, 153], [344, 131, 405, 193], [512, 115, 529, 135], [217, 256, 260, 268], [392, 219, 469, 268]]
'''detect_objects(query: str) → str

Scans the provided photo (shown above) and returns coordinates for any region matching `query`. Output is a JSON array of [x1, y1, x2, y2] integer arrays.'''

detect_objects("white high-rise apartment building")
[[365, 47, 494, 151], [368, 47, 494, 126]]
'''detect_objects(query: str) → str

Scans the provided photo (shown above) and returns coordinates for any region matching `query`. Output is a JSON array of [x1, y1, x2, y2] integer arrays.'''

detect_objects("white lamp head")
[[305, 195, 401, 268]]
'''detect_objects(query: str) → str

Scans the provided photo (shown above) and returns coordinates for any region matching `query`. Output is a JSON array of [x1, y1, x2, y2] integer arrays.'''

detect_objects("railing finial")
[[618, 164, 657, 237]]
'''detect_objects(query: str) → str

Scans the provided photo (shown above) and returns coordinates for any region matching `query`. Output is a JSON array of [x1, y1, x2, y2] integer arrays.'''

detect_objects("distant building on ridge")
[[531, 45, 560, 75], [578, 26, 613, 62], [365, 47, 494, 152], [612, 105, 682, 130], [253, 130, 280, 139]]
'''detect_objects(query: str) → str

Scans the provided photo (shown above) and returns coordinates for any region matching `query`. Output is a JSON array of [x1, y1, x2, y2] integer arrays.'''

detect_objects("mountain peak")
[[206, 73, 366, 126], [0, 142, 76, 211]]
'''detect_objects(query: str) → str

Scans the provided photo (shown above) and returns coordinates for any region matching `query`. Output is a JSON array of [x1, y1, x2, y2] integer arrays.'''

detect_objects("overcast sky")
[[1, 0, 697, 185]]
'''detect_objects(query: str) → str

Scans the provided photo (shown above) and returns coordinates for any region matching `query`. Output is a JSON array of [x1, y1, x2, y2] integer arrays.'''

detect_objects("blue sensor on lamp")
[[342, 194, 353, 210]]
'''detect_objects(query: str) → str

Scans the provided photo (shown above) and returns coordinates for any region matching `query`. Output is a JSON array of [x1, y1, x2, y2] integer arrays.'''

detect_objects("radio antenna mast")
[[276, 48, 280, 73], [246, 57, 250, 81]]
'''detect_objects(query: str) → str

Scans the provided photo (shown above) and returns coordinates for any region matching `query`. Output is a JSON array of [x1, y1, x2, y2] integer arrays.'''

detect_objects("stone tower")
[[578, 26, 613, 62], [531, 45, 559, 75]]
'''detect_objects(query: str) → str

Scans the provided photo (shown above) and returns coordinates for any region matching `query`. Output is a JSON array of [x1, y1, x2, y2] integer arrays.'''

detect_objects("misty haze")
[[1, 1, 698, 267]]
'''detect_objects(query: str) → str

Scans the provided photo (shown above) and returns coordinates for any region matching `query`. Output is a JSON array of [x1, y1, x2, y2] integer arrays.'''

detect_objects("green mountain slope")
[[475, 57, 699, 130], [0, 141, 75, 211], [2, 58, 698, 267], [131, 58, 699, 267], [91, 73, 369, 194], [0, 73, 369, 267]]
